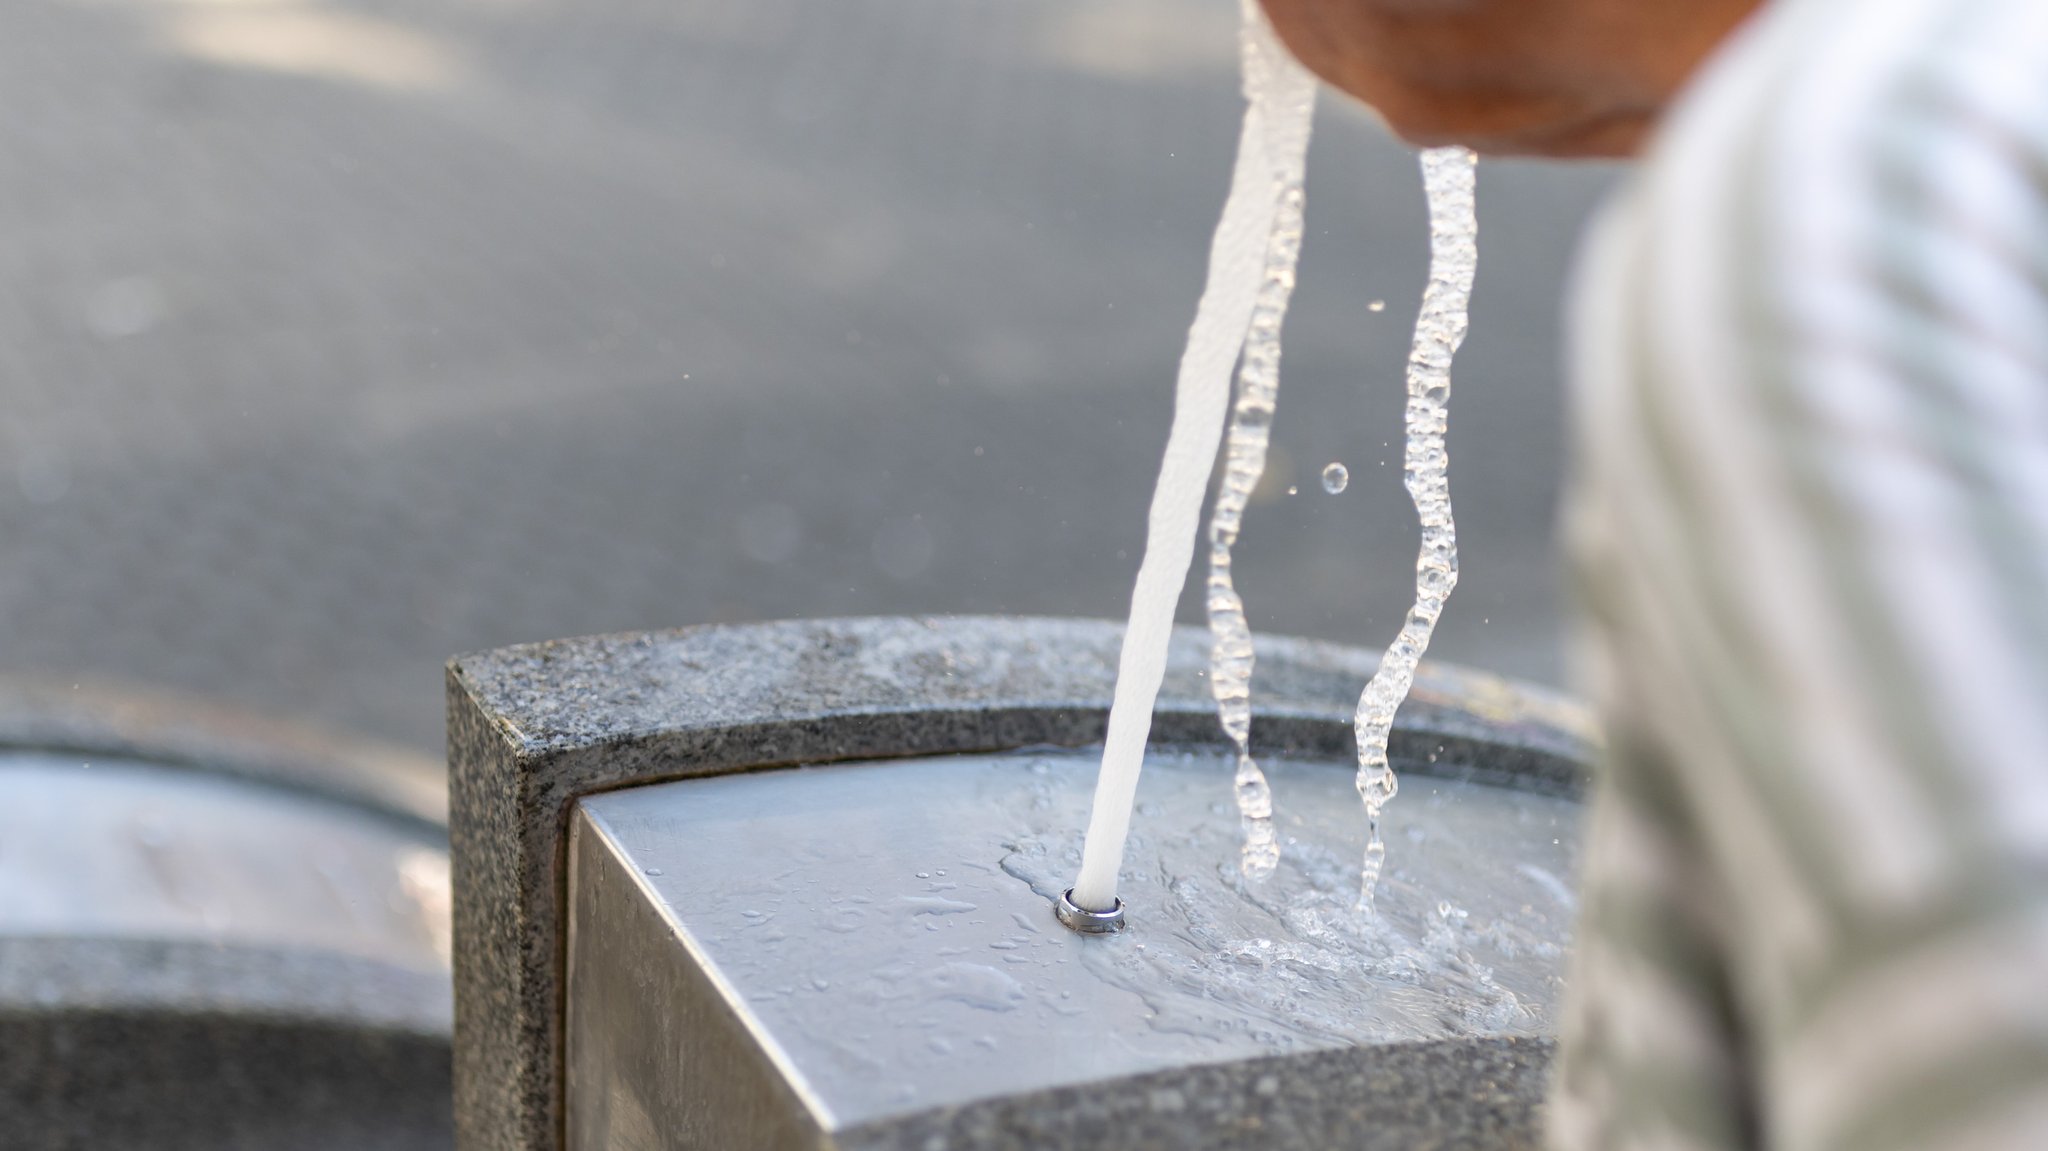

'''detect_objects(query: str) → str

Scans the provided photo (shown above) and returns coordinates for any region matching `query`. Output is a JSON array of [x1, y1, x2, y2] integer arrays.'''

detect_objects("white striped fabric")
[[1548, 0, 2048, 1148]]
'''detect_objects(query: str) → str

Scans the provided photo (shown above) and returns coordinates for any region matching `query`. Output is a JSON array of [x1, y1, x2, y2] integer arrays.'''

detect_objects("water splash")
[[1001, 749, 1569, 1048], [1204, 134, 1310, 880], [1355, 147, 1477, 910], [1068, 0, 1315, 913]]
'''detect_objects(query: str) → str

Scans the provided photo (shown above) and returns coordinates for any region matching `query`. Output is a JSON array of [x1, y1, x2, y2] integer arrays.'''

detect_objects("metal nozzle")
[[1054, 888, 1126, 934]]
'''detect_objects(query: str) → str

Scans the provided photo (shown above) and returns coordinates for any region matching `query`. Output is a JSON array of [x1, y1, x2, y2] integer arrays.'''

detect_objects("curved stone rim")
[[1, 939, 455, 1151], [0, 937, 452, 1039], [447, 615, 1596, 1151], [0, 675, 446, 830], [839, 1035, 1555, 1151], [452, 615, 1593, 789]]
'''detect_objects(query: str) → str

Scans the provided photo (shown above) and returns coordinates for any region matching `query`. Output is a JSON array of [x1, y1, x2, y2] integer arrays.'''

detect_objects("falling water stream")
[[1355, 147, 1476, 909], [1070, 7, 1478, 916], [1204, 74, 1313, 884]]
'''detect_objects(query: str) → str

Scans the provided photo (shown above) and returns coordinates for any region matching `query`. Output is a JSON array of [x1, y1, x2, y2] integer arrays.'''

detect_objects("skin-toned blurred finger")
[[1258, 0, 1762, 157], [1347, 80, 1657, 157]]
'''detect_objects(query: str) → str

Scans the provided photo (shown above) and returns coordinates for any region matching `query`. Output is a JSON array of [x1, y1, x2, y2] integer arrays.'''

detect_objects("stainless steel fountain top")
[[564, 745, 1581, 1148]]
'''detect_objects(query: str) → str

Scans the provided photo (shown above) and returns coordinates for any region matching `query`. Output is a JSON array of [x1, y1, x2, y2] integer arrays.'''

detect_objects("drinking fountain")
[[448, 616, 1592, 1151]]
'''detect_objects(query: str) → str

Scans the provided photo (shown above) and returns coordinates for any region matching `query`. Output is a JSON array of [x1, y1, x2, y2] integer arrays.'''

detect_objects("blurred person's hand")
[[1259, 0, 1762, 157]]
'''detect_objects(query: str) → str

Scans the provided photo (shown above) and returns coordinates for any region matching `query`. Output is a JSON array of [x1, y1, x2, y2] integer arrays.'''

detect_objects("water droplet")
[[1320, 463, 1349, 494], [643, 867, 663, 877], [1367, 299, 1387, 313]]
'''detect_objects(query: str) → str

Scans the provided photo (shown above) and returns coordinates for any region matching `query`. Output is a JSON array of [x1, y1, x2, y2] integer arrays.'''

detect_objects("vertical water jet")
[[1067, 0, 1315, 916]]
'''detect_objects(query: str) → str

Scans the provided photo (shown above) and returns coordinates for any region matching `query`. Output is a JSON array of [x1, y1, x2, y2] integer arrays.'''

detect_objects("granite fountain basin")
[[447, 616, 1594, 1151]]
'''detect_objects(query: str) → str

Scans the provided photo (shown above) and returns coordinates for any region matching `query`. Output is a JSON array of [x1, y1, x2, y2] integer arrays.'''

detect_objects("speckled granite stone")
[[839, 1038, 1554, 1151], [0, 940, 451, 1151], [0, 682, 454, 1151], [447, 615, 1595, 1151]]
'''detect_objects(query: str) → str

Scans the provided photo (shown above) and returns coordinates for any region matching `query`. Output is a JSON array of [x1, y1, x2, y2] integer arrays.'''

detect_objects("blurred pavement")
[[0, 0, 1617, 751]]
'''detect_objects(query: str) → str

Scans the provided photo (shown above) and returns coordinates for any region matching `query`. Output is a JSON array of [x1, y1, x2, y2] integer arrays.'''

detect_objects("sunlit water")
[[1354, 147, 1477, 909], [587, 748, 1580, 1123]]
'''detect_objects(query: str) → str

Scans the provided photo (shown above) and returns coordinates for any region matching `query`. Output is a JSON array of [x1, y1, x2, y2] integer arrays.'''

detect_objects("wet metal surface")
[[449, 616, 1594, 1151], [566, 748, 1579, 1143]]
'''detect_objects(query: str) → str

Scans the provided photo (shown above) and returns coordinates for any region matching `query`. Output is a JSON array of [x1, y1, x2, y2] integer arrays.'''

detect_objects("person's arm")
[[1256, 0, 1759, 157]]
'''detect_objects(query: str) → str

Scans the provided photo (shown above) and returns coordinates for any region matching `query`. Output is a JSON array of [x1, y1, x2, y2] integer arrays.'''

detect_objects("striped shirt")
[[1547, 1, 2048, 1149]]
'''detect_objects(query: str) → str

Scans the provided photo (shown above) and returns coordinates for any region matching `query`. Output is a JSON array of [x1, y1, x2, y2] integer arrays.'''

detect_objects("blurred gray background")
[[1, 0, 1616, 752]]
